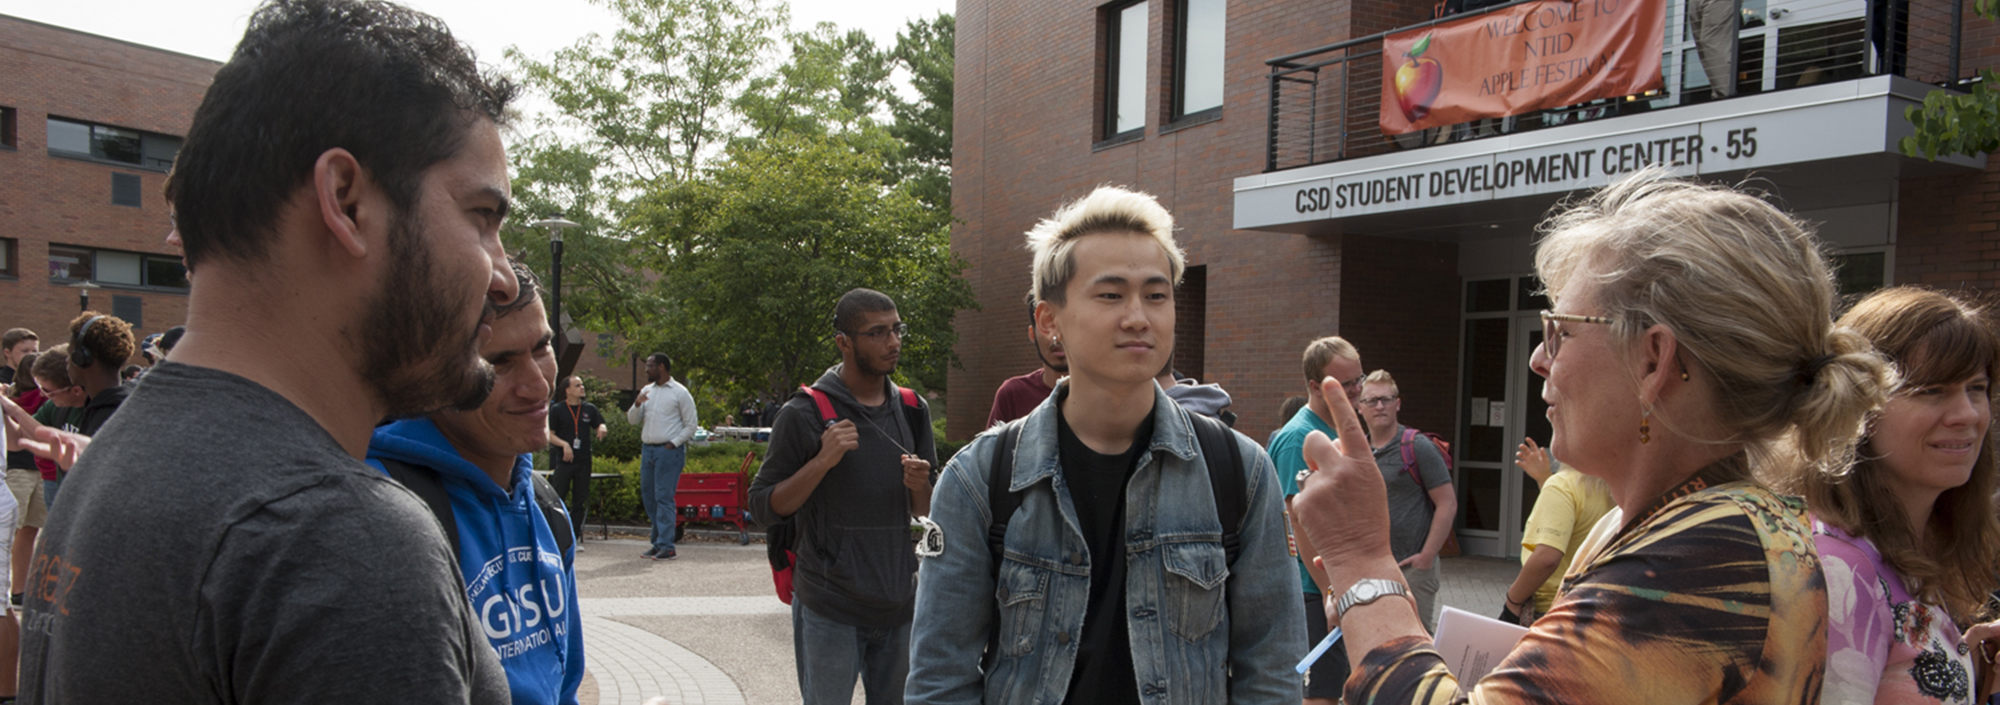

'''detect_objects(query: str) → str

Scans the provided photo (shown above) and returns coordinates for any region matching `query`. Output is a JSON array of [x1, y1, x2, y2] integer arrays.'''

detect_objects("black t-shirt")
[[1055, 393, 1155, 705], [548, 401, 604, 455]]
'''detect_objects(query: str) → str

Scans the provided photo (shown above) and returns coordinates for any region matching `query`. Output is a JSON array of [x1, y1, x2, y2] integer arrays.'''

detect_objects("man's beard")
[[858, 353, 898, 379], [359, 210, 495, 417], [1035, 342, 1068, 374]]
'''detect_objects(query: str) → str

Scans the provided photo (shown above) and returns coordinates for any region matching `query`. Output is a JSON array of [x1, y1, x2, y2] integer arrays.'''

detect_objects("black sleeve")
[[748, 396, 822, 522]]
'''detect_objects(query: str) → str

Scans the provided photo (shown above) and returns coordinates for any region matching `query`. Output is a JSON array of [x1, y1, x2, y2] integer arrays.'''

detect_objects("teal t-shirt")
[[1266, 405, 1337, 595]]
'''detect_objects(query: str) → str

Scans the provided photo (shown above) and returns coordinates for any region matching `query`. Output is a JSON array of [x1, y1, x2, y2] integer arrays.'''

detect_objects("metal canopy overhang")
[[1233, 75, 1986, 240]]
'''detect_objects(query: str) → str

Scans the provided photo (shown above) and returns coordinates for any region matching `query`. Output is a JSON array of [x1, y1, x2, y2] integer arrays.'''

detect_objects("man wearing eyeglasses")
[[749, 287, 936, 705], [1267, 335, 1367, 705], [1356, 369, 1455, 634]]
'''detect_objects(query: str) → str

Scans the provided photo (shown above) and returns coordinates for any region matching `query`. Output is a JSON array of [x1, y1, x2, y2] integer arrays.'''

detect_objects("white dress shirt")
[[626, 379, 699, 447]]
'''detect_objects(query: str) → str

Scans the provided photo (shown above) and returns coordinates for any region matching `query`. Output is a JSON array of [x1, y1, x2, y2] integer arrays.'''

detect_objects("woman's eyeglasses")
[[1540, 310, 1614, 359]]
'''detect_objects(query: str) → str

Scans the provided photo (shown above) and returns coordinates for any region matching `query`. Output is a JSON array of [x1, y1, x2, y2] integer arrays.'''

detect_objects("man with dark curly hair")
[[63, 312, 136, 439]]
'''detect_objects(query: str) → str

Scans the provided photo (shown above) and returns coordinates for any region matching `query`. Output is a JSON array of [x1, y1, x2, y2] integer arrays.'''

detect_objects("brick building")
[[0, 14, 218, 363], [948, 0, 2000, 555]]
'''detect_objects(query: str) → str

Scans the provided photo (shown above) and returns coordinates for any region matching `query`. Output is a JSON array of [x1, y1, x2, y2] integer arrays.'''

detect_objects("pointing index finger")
[[1320, 376, 1373, 461]]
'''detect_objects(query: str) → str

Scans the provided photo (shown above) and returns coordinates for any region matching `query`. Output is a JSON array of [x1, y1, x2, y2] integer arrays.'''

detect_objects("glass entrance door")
[[1455, 276, 1549, 557]]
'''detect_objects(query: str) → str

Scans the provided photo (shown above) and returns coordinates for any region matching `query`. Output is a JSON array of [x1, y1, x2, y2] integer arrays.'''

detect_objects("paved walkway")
[[572, 534, 1528, 705]]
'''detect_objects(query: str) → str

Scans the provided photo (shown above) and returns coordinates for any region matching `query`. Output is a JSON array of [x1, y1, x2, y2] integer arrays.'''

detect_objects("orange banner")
[[1379, 0, 1665, 135]]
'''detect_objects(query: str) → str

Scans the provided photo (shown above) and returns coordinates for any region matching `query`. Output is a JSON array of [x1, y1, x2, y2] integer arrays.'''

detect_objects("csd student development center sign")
[[1381, 0, 1665, 134]]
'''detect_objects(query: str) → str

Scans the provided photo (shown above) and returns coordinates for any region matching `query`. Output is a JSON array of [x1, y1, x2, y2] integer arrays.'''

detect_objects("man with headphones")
[[65, 313, 136, 440]]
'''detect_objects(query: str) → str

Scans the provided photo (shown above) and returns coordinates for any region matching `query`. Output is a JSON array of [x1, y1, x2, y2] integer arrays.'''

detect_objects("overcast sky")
[[1, 0, 955, 67]]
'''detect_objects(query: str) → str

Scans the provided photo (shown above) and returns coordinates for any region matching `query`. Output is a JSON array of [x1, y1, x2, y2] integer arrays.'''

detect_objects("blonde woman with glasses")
[[1290, 168, 1891, 704]]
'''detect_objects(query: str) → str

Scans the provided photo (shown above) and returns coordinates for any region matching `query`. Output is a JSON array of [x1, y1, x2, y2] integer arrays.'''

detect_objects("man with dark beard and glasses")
[[749, 288, 938, 705], [985, 293, 1067, 427], [17, 0, 520, 702]]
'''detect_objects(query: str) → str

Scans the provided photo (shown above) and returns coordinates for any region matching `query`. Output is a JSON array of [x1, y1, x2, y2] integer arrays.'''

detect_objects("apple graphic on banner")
[[1394, 33, 1443, 122]]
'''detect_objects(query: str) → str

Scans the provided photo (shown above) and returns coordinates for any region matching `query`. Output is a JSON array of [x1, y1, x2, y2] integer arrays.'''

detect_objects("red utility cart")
[[674, 452, 756, 545]]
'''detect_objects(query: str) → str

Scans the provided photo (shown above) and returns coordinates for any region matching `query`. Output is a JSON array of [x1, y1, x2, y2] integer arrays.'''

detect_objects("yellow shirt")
[[1517, 470, 1615, 613]]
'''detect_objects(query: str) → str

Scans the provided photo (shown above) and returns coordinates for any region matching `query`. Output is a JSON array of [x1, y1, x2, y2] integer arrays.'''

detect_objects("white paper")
[[1470, 398, 1489, 425], [1432, 605, 1529, 685], [1488, 401, 1508, 427]]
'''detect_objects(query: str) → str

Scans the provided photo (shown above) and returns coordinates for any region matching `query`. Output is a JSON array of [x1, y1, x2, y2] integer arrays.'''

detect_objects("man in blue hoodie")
[[367, 262, 584, 705]]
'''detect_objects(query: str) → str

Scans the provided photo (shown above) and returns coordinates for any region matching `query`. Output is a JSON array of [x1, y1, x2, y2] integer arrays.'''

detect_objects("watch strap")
[[1335, 577, 1413, 620]]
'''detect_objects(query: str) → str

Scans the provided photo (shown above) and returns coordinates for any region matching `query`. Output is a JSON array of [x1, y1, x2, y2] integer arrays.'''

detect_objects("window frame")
[[1170, 0, 1226, 125], [47, 244, 189, 293], [0, 238, 16, 279], [45, 116, 182, 172], [0, 107, 16, 150], [1100, 0, 1151, 145]]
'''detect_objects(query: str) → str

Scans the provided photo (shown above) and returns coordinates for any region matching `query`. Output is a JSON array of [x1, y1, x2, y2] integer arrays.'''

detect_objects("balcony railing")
[[1265, 0, 1975, 171]]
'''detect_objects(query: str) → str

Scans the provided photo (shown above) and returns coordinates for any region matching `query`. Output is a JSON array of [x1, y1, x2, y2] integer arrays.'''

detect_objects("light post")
[[530, 215, 579, 372], [72, 280, 100, 313]]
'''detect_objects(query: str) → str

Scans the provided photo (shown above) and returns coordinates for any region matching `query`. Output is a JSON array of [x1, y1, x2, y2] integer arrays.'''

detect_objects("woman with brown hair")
[[1289, 168, 1893, 703], [1797, 286, 2000, 704]]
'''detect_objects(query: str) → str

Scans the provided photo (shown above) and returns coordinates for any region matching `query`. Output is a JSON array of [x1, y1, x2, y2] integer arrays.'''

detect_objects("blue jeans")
[[792, 600, 908, 705], [42, 478, 59, 509], [639, 444, 686, 553]]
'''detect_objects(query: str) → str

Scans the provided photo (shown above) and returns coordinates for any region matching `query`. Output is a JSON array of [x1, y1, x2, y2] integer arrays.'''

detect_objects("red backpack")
[[1397, 426, 1461, 556], [766, 384, 925, 604]]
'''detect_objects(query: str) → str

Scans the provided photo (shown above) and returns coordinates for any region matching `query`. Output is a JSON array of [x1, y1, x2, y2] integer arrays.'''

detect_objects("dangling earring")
[[1639, 408, 1652, 444]]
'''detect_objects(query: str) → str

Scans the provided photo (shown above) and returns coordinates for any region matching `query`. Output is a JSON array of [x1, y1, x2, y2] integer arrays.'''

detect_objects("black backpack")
[[983, 410, 1247, 572], [378, 458, 575, 564]]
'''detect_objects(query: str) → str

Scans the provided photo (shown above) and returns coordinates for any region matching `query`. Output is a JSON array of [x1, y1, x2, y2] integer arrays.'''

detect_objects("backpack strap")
[[985, 421, 1025, 567], [899, 387, 919, 409], [1399, 427, 1437, 510], [1187, 412, 1247, 564], [801, 385, 837, 425], [378, 458, 462, 564], [530, 471, 576, 561]]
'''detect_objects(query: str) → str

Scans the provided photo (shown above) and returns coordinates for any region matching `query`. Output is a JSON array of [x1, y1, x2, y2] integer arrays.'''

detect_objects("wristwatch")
[[1333, 578, 1414, 620]]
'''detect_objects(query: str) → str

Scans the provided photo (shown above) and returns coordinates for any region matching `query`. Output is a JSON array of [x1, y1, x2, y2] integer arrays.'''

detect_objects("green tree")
[[1901, 0, 1999, 159], [509, 0, 786, 188], [738, 23, 896, 147], [889, 13, 955, 213], [624, 133, 975, 398]]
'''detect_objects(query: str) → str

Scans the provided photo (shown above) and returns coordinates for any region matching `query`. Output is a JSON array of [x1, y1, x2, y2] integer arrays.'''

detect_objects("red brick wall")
[[951, 0, 1373, 442], [0, 16, 219, 362], [1895, 152, 2000, 287], [1336, 234, 1460, 439]]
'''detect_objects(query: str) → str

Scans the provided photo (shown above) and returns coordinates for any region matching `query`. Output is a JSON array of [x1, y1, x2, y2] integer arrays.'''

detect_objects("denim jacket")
[[906, 382, 1306, 704]]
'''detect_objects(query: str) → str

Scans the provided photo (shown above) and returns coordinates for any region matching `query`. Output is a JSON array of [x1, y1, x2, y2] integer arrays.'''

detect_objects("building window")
[[46, 116, 182, 171], [112, 173, 142, 208], [112, 295, 144, 329], [1174, 0, 1225, 119], [0, 238, 16, 278], [1105, 1, 1149, 139], [1, 107, 16, 149], [48, 245, 188, 291]]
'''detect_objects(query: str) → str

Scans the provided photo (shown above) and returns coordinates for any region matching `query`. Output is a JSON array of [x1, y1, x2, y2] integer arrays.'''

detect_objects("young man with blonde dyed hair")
[[908, 186, 1304, 704]]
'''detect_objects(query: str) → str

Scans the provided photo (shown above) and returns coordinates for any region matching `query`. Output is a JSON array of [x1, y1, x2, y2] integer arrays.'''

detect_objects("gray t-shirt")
[[19, 362, 509, 704], [1372, 425, 1453, 561]]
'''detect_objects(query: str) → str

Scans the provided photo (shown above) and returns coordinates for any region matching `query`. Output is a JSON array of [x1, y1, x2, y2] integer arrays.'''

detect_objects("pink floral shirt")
[[1816, 520, 1977, 705]]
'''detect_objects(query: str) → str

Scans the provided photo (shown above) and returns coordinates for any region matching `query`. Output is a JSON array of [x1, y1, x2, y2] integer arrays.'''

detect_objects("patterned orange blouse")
[[1346, 480, 1827, 705]]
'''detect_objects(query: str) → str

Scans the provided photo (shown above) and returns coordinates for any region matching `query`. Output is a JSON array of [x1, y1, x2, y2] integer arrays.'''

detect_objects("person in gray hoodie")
[[748, 288, 937, 705]]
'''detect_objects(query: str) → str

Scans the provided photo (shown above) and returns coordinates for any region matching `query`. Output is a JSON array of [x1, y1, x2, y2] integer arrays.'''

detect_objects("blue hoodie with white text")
[[366, 418, 584, 705]]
